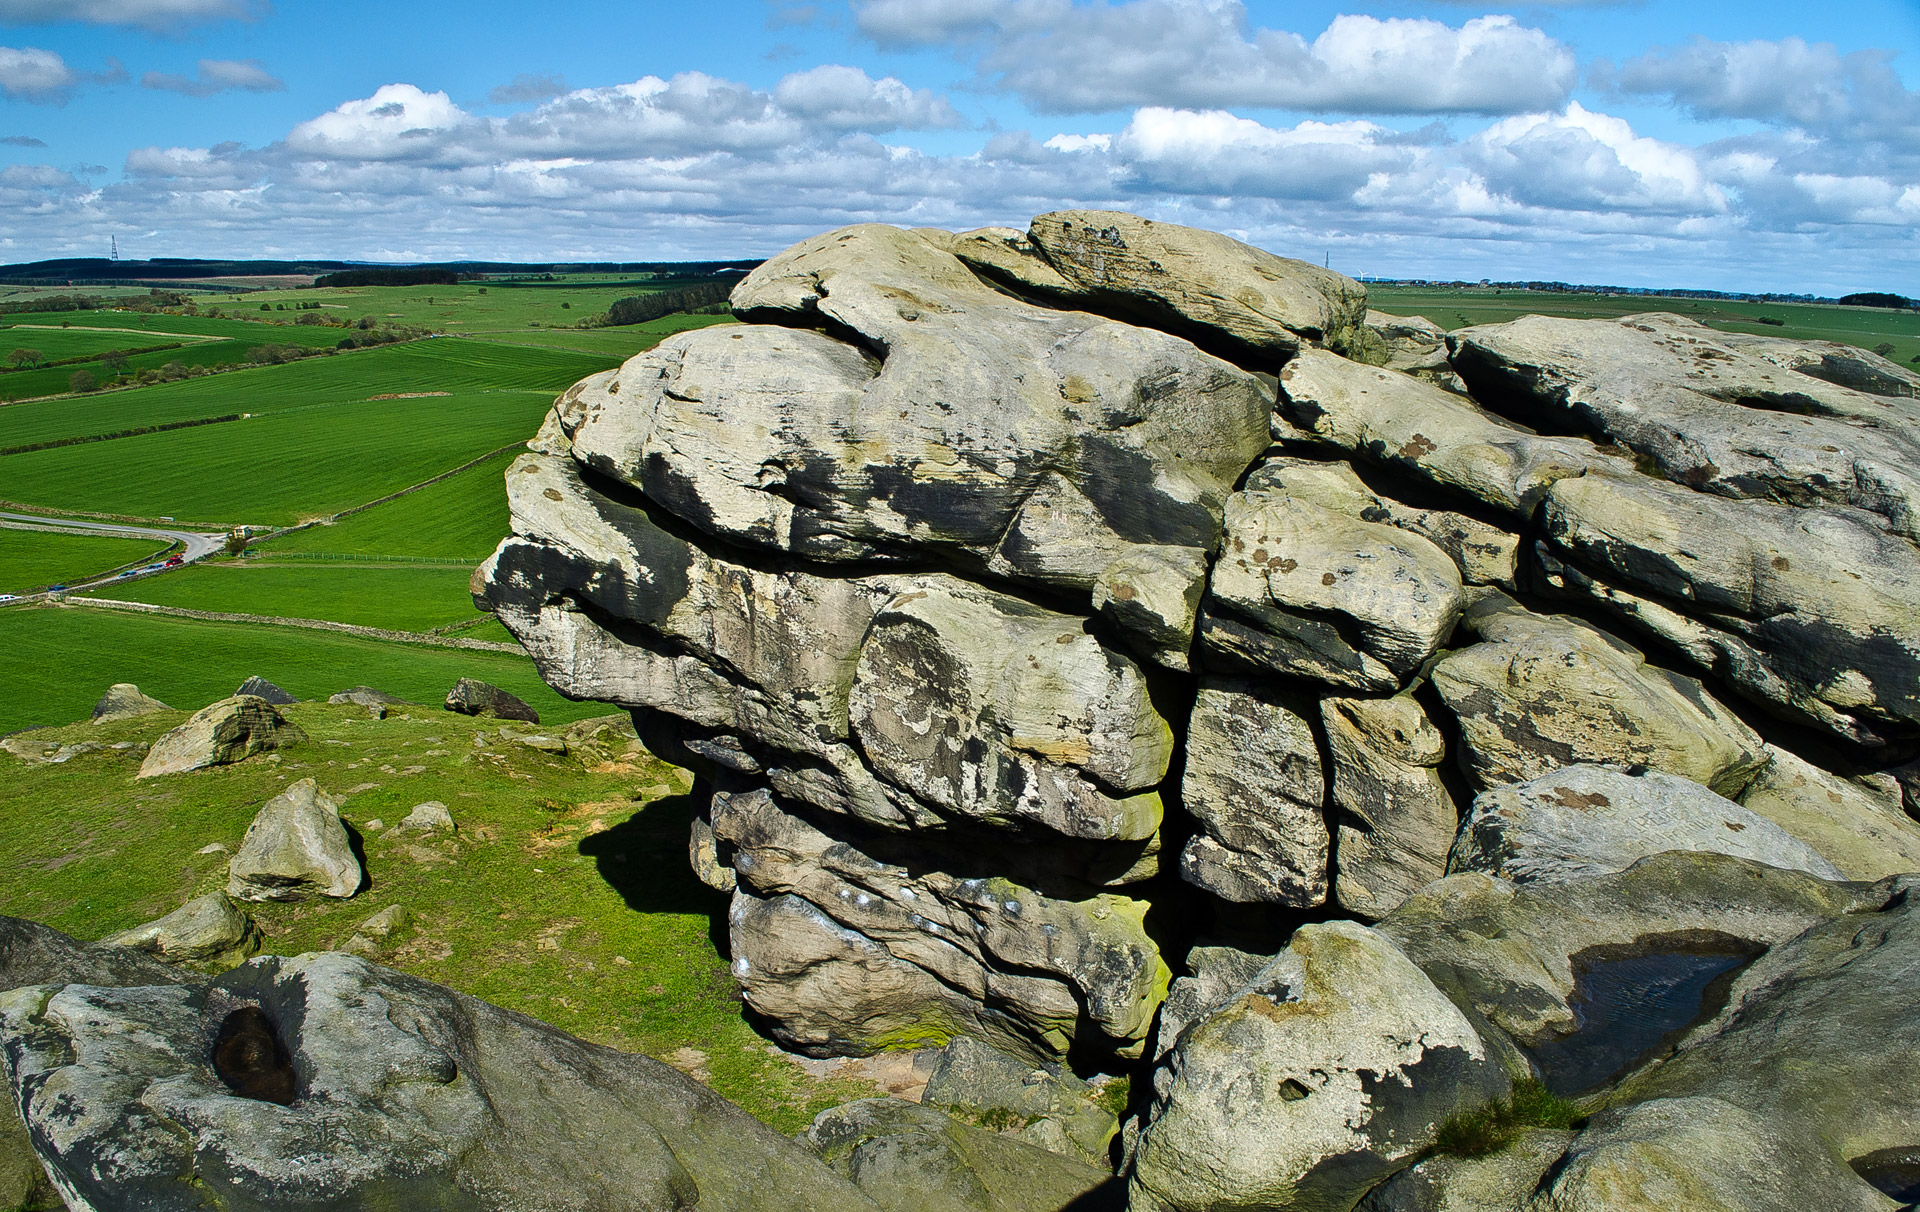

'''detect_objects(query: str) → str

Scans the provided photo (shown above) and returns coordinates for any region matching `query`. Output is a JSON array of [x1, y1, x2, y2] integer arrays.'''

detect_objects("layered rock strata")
[[477, 209, 1920, 1100]]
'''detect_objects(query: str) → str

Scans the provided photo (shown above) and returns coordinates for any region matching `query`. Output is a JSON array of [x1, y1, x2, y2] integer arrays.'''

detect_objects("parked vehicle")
[[46, 584, 66, 592], [0, 594, 16, 602], [165, 555, 184, 566]]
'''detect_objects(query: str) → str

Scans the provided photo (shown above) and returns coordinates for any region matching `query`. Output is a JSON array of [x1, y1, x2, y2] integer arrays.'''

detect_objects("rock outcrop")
[[233, 675, 296, 705], [102, 892, 262, 968], [444, 677, 539, 722], [0, 950, 888, 1212], [466, 210, 1920, 1205], [135, 694, 303, 778], [89, 682, 169, 723]]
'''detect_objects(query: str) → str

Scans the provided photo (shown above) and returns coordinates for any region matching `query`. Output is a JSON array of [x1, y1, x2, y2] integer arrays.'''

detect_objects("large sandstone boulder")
[[444, 677, 538, 723], [225, 779, 362, 902], [1357, 1127, 1572, 1212], [102, 892, 261, 968], [987, 209, 1371, 362], [1450, 764, 1844, 886], [233, 675, 296, 705], [1128, 922, 1509, 1212], [806, 1097, 1115, 1212], [90, 682, 169, 723], [1176, 677, 1328, 905], [1431, 593, 1767, 796], [1736, 745, 1920, 880], [135, 694, 302, 778], [920, 1037, 1118, 1162], [0, 950, 885, 1212]]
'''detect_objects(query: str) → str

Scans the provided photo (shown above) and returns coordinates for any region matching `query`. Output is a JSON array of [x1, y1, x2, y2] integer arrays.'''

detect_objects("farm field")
[[0, 526, 173, 594], [1368, 287, 1920, 366], [235, 276, 729, 333], [85, 561, 486, 633], [269, 447, 517, 560]]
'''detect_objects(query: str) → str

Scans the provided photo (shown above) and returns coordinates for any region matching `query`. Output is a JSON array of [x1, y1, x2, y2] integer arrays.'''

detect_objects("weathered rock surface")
[[1736, 746, 1920, 880], [1450, 764, 1844, 886], [921, 1037, 1118, 1162], [1129, 921, 1509, 1212], [136, 694, 304, 779], [444, 677, 539, 722], [1, 735, 102, 765], [1325, 692, 1460, 917], [1716, 328, 1920, 398], [1452, 312, 1920, 539], [225, 778, 362, 902], [90, 682, 169, 723], [102, 892, 262, 968], [1362, 309, 1469, 393], [711, 785, 1165, 1059], [0, 950, 886, 1212], [397, 800, 456, 834], [232, 675, 296, 705], [807, 1097, 1116, 1212], [1357, 1127, 1572, 1212], [1201, 475, 1465, 690], [1177, 677, 1328, 905], [1377, 852, 1876, 1078], [1432, 593, 1767, 795]]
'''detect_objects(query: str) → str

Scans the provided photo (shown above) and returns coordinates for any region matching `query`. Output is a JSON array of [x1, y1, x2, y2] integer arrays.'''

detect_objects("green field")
[[0, 702, 858, 1129], [0, 605, 597, 734], [270, 447, 516, 560], [1368, 287, 1920, 366], [86, 562, 487, 633], [0, 527, 174, 593], [236, 278, 720, 334], [0, 310, 359, 402]]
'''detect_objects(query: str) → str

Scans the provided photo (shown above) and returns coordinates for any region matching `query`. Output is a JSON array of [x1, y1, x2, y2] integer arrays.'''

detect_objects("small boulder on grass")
[[234, 675, 297, 705], [90, 683, 170, 724], [444, 678, 539, 723], [226, 779, 362, 902], [397, 801, 455, 835], [104, 892, 262, 969], [136, 695, 303, 779], [328, 686, 416, 708]]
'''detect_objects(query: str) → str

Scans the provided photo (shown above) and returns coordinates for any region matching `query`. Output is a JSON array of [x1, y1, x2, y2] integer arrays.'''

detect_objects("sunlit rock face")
[[480, 211, 1920, 1184]]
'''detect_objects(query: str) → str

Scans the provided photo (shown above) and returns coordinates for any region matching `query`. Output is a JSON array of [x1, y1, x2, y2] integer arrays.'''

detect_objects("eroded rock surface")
[[90, 682, 169, 723], [225, 778, 363, 902], [103, 892, 262, 968], [136, 694, 303, 778]]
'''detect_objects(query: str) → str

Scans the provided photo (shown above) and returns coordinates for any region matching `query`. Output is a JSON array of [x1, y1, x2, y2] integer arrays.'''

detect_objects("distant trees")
[[67, 369, 97, 393], [101, 349, 129, 374], [313, 267, 460, 288], [7, 347, 43, 368], [599, 279, 733, 327], [1839, 292, 1914, 310]]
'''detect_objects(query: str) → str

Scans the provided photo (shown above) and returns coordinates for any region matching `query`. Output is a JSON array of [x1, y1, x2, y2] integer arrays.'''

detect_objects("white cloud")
[[853, 1, 1574, 116], [142, 57, 282, 97], [771, 65, 962, 130], [489, 73, 566, 106], [1116, 107, 1417, 199], [1605, 36, 1920, 145], [1466, 102, 1726, 214], [0, 45, 71, 101], [0, 0, 256, 28]]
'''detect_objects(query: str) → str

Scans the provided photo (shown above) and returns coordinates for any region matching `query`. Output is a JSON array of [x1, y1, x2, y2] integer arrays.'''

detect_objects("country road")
[[0, 511, 227, 600]]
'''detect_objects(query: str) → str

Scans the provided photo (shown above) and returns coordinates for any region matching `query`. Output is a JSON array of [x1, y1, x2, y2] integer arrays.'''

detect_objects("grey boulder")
[[1176, 677, 1328, 905], [1128, 921, 1508, 1212], [0, 950, 885, 1212], [233, 676, 297, 706], [136, 695, 304, 779], [1431, 593, 1767, 796], [90, 682, 169, 723], [1357, 1127, 1572, 1212], [921, 1036, 1119, 1162], [806, 1097, 1115, 1212], [444, 677, 539, 723], [1450, 764, 1844, 886], [1736, 746, 1920, 881], [102, 892, 262, 969], [1324, 692, 1461, 917], [225, 778, 363, 902]]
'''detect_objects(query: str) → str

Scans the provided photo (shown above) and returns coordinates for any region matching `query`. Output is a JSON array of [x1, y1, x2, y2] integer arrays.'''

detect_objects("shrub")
[[101, 349, 130, 374], [223, 531, 248, 556], [1755, 316, 1785, 326], [159, 361, 189, 382], [67, 369, 97, 393], [7, 347, 43, 368], [1875, 342, 1896, 357]]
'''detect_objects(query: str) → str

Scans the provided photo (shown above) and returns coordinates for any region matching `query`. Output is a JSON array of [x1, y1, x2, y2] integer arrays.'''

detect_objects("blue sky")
[[0, 0, 1913, 292]]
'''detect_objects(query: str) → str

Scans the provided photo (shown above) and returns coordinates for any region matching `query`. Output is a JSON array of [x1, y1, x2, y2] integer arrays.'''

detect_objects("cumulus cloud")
[[0, 45, 71, 101], [142, 57, 282, 97], [1467, 102, 1726, 214], [853, 1, 1574, 116], [489, 73, 566, 105], [0, 133, 44, 145], [772, 64, 962, 129], [1602, 36, 1920, 146], [0, 0, 258, 28]]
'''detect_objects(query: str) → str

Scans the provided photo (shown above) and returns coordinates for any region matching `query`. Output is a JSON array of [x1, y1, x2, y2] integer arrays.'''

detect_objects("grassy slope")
[[269, 447, 516, 560], [0, 605, 599, 734], [235, 280, 687, 332], [0, 703, 858, 1129], [85, 561, 487, 632], [1368, 288, 1920, 365], [0, 528, 173, 593]]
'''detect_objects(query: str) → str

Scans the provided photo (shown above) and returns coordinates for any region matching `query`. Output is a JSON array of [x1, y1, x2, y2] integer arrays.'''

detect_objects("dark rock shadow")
[[578, 792, 728, 922], [341, 820, 372, 895]]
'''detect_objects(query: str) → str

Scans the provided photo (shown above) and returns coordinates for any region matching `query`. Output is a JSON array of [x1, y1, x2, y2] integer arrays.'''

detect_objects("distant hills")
[[0, 257, 764, 290]]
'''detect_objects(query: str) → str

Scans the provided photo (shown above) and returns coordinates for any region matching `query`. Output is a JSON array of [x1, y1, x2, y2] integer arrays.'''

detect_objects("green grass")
[[0, 325, 216, 360], [268, 447, 516, 560], [0, 605, 594, 735], [466, 312, 736, 357], [1429, 1078, 1581, 1158], [85, 561, 487, 633], [0, 527, 174, 593], [1368, 287, 1920, 366], [0, 702, 863, 1129], [235, 280, 700, 333]]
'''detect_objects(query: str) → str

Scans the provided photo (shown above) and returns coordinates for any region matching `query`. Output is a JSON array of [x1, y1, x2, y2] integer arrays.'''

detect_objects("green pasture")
[[1, 390, 548, 525], [270, 447, 516, 560], [0, 527, 173, 593], [86, 561, 486, 634], [0, 337, 604, 452], [1368, 287, 1920, 365], [235, 278, 695, 333], [466, 311, 736, 357], [0, 323, 219, 361], [0, 698, 859, 1129], [0, 605, 587, 735]]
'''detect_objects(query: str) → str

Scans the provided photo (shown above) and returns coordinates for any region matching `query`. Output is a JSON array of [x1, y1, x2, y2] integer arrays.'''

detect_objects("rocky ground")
[[5, 211, 1920, 1211]]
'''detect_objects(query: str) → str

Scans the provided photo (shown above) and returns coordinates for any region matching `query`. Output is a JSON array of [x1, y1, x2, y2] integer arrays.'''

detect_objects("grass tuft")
[[1430, 1077, 1580, 1158]]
